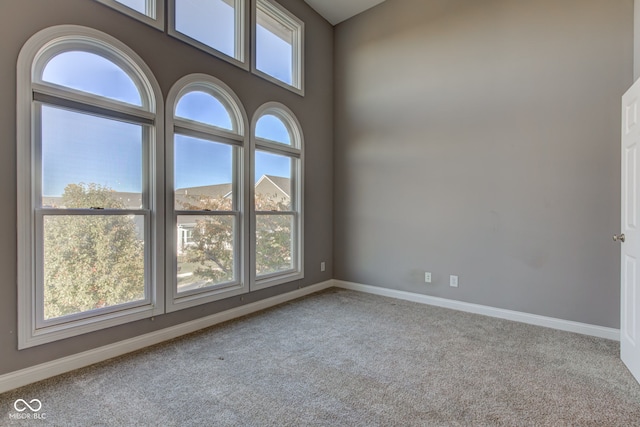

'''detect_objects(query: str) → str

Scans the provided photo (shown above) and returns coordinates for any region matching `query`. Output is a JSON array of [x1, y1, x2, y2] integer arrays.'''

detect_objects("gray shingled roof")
[[263, 175, 291, 198]]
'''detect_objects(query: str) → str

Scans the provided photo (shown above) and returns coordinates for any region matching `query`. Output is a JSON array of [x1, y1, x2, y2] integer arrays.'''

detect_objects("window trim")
[[250, 102, 304, 290], [166, 74, 250, 312], [168, 0, 249, 71], [251, 0, 305, 96], [94, 0, 165, 31], [17, 25, 165, 349]]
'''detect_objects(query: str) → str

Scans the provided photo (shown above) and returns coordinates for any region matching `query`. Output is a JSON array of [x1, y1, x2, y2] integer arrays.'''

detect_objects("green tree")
[[43, 183, 145, 319], [178, 196, 234, 288], [179, 191, 292, 286], [255, 193, 292, 275]]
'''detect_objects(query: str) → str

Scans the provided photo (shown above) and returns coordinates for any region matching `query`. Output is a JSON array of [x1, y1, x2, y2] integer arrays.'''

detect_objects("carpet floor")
[[1, 288, 640, 426]]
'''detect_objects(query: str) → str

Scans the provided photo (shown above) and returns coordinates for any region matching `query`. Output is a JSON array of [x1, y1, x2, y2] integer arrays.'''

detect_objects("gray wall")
[[334, 0, 633, 328], [0, 0, 333, 375]]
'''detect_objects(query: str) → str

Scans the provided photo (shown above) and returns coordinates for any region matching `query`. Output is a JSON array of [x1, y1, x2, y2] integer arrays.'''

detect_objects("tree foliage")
[[43, 183, 145, 319], [43, 182, 295, 313], [178, 196, 234, 286], [255, 195, 292, 276], [179, 191, 293, 287]]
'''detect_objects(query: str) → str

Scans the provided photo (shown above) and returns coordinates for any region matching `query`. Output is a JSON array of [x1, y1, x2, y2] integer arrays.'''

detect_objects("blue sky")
[[41, 16, 294, 197], [174, 0, 292, 83], [42, 106, 143, 196], [175, 0, 235, 58]]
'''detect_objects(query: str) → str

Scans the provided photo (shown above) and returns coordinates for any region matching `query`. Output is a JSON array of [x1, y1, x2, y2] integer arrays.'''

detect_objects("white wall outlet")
[[450, 275, 459, 287], [321, 261, 326, 272], [424, 272, 432, 283]]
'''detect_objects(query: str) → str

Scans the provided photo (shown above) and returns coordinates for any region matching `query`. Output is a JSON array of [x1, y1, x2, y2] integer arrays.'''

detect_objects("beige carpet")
[[1, 288, 640, 426]]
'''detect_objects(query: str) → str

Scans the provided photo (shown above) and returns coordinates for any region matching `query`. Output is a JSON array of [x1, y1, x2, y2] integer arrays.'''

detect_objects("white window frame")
[[251, 102, 303, 290], [166, 74, 249, 312], [168, 0, 249, 70], [94, 0, 165, 30], [17, 25, 165, 349], [252, 0, 304, 96]]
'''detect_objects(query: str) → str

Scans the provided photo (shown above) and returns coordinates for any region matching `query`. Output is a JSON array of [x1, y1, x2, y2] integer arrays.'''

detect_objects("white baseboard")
[[0, 279, 619, 394], [0, 280, 334, 394], [334, 280, 620, 341]]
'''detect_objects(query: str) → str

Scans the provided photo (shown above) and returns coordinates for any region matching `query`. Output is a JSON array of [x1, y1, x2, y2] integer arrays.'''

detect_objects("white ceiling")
[[303, 0, 387, 25]]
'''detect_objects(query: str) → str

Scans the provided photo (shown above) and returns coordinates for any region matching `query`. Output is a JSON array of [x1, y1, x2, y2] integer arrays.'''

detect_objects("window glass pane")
[[256, 214, 293, 276], [256, 8, 293, 85], [175, 0, 238, 59], [175, 91, 233, 130], [177, 214, 235, 291], [174, 134, 234, 211], [41, 106, 143, 209], [43, 214, 146, 320], [115, 0, 147, 15], [255, 150, 292, 211], [42, 51, 142, 106], [256, 114, 291, 145]]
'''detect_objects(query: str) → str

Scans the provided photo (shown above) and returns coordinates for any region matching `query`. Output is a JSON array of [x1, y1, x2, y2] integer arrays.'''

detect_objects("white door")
[[621, 78, 640, 384]]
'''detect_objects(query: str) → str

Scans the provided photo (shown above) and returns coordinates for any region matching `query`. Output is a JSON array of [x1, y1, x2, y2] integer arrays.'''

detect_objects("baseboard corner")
[[333, 280, 620, 341]]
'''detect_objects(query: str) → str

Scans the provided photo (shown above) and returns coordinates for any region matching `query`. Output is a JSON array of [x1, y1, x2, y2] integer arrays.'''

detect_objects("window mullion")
[[37, 208, 149, 215], [174, 123, 243, 146], [255, 140, 300, 157], [33, 84, 155, 124], [255, 211, 294, 215], [176, 210, 239, 216]]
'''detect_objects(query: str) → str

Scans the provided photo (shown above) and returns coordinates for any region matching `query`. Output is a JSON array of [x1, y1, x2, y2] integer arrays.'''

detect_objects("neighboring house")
[[255, 174, 291, 206], [41, 176, 290, 256], [174, 183, 233, 209], [175, 183, 234, 252], [177, 175, 290, 254]]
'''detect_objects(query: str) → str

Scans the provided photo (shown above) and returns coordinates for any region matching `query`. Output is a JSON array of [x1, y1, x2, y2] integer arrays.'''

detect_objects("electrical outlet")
[[424, 272, 432, 283], [450, 275, 459, 287], [321, 262, 326, 272]]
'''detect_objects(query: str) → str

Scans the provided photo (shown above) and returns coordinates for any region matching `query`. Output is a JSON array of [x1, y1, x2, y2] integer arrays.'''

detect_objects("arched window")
[[166, 74, 248, 311], [17, 26, 164, 348], [251, 103, 303, 289]]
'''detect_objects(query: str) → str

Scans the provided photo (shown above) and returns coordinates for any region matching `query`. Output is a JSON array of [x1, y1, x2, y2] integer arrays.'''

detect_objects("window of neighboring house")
[[169, 0, 247, 69], [95, 0, 165, 30], [253, 0, 304, 95], [17, 25, 164, 349], [251, 103, 303, 289], [166, 74, 248, 311]]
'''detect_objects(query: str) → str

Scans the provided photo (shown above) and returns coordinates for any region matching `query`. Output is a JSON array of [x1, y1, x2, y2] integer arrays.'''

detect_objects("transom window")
[[253, 0, 304, 95], [17, 25, 164, 348], [113, 0, 147, 14], [169, 0, 247, 69], [167, 75, 248, 311], [251, 103, 303, 289], [95, 0, 165, 30]]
